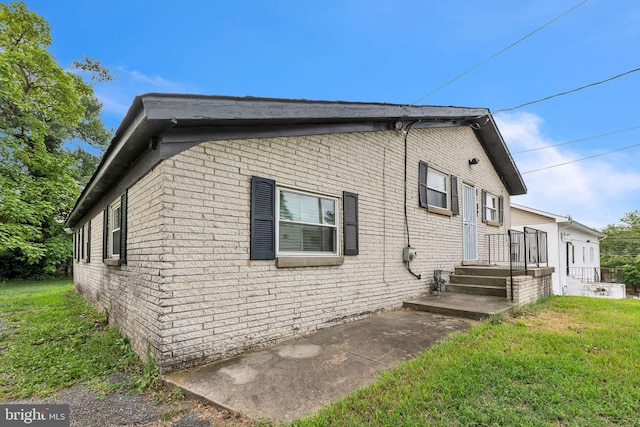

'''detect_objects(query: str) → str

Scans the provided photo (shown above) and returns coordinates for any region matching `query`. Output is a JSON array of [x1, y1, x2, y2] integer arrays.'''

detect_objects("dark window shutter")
[[343, 191, 359, 256], [450, 176, 459, 216], [87, 220, 91, 263], [250, 176, 276, 260], [119, 189, 128, 265], [481, 189, 487, 223], [418, 161, 428, 208], [498, 196, 504, 225], [77, 230, 81, 261], [103, 208, 108, 261], [81, 225, 85, 259], [73, 231, 77, 261]]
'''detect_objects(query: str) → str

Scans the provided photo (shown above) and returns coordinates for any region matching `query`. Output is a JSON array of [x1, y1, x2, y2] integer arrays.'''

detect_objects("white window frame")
[[427, 168, 448, 209], [484, 192, 498, 223], [275, 186, 340, 257], [81, 225, 89, 261], [109, 201, 122, 259]]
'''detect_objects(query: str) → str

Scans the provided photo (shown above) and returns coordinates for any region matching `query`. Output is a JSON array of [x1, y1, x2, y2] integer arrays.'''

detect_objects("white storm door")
[[462, 184, 478, 261]]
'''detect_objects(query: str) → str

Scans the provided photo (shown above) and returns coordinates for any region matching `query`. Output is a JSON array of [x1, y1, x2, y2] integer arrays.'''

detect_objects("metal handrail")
[[487, 227, 548, 301]]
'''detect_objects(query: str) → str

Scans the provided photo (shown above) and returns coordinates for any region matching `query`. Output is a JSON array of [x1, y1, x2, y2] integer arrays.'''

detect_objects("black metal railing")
[[568, 267, 622, 283], [523, 227, 548, 267], [487, 227, 549, 301]]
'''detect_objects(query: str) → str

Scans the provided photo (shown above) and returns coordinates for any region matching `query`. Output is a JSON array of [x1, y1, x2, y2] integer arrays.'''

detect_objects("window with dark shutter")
[[102, 208, 108, 261], [418, 161, 428, 208], [250, 176, 276, 260], [81, 225, 85, 260], [87, 220, 91, 263], [450, 176, 459, 216], [343, 191, 359, 256], [498, 196, 504, 225], [481, 189, 487, 223], [119, 190, 128, 265]]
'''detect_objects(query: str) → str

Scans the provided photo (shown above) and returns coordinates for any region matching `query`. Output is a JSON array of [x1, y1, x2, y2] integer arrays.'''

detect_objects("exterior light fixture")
[[469, 158, 480, 165]]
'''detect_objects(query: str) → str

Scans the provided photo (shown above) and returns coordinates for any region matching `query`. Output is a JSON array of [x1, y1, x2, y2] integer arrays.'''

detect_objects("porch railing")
[[486, 228, 548, 270], [568, 267, 622, 284], [486, 227, 549, 301]]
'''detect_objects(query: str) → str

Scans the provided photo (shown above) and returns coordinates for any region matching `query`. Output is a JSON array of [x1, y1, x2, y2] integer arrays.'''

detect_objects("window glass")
[[278, 189, 338, 255], [427, 170, 448, 209], [485, 193, 497, 222], [111, 204, 121, 257]]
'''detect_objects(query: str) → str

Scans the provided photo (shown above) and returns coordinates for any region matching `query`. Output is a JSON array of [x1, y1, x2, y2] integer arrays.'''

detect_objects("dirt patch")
[[518, 310, 583, 334]]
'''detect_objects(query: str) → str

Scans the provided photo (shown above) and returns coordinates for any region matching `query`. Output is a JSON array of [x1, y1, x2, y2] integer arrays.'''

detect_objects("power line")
[[409, 0, 589, 106], [522, 142, 640, 174], [513, 124, 640, 154], [496, 66, 640, 113]]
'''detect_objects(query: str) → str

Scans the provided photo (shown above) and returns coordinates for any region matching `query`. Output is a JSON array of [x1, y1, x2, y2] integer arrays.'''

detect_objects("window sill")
[[427, 206, 453, 217], [486, 220, 501, 227], [276, 255, 344, 268], [103, 258, 120, 266]]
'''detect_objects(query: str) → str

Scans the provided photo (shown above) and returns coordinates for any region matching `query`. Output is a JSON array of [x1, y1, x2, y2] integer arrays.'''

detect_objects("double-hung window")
[[427, 169, 448, 210], [103, 190, 127, 265], [419, 162, 458, 215], [250, 176, 357, 263], [484, 192, 498, 222], [481, 190, 504, 226], [277, 188, 338, 255], [111, 202, 122, 258]]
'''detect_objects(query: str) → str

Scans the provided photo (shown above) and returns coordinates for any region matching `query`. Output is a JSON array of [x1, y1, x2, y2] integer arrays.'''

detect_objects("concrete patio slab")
[[164, 309, 474, 423]]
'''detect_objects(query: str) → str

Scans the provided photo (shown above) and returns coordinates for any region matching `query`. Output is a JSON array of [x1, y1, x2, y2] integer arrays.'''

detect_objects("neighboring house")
[[67, 94, 527, 371], [510, 204, 622, 298]]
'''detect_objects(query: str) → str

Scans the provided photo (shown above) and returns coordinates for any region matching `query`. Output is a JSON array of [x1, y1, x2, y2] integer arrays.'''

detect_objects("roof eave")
[[65, 94, 527, 228]]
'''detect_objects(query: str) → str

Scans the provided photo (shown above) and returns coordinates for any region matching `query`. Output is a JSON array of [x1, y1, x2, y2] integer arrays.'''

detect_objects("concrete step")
[[454, 266, 525, 277], [449, 274, 506, 287], [403, 293, 514, 321], [446, 283, 507, 297]]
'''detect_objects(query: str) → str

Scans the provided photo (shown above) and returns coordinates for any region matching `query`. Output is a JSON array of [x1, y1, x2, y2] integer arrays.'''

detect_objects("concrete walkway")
[[164, 309, 474, 423]]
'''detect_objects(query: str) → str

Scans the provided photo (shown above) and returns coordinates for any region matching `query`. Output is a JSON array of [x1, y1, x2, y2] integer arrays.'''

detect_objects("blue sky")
[[28, 0, 640, 229]]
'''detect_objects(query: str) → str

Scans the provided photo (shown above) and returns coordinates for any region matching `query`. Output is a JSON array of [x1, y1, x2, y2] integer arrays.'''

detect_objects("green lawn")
[[0, 279, 141, 398], [2, 281, 639, 426], [291, 297, 640, 426]]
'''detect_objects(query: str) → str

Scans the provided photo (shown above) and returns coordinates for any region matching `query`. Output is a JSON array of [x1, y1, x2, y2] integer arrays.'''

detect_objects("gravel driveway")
[[1, 382, 253, 427]]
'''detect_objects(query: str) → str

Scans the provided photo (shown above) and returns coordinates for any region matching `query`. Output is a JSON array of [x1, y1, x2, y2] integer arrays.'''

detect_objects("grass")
[[0, 279, 142, 398], [290, 297, 640, 426], [2, 281, 639, 425]]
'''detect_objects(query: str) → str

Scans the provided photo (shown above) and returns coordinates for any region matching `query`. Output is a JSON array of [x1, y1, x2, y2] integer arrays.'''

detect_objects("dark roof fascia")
[[140, 93, 490, 122], [467, 115, 527, 196], [65, 94, 525, 228]]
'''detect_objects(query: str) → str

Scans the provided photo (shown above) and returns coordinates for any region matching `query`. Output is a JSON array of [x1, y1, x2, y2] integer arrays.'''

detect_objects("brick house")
[[67, 94, 527, 371]]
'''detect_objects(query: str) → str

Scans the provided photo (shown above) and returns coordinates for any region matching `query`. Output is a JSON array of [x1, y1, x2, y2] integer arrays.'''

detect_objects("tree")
[[600, 210, 640, 294], [0, 1, 112, 277]]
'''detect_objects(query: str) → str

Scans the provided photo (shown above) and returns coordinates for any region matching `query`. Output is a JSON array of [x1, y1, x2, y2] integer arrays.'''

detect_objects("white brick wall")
[[74, 126, 514, 371], [73, 164, 168, 363]]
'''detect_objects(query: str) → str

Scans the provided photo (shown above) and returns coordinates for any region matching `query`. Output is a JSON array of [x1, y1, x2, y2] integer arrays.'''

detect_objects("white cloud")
[[496, 112, 640, 229]]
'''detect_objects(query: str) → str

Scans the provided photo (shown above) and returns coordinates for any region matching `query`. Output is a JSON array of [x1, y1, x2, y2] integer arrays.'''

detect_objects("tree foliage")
[[0, 1, 112, 277], [600, 210, 640, 293]]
